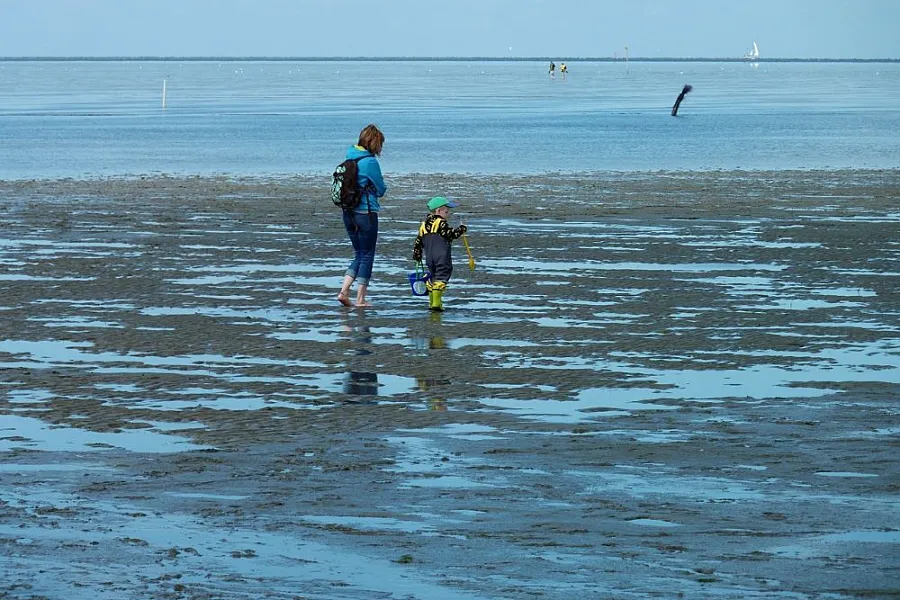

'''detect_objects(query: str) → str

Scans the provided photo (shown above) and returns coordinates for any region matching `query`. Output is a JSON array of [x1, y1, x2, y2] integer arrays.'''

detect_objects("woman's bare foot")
[[354, 300, 372, 308], [337, 293, 352, 307]]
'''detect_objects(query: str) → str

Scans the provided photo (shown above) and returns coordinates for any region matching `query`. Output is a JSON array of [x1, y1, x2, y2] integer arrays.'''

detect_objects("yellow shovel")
[[462, 233, 476, 271]]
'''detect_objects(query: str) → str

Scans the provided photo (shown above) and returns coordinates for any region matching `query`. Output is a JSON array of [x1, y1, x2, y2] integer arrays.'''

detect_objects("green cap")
[[427, 196, 458, 211]]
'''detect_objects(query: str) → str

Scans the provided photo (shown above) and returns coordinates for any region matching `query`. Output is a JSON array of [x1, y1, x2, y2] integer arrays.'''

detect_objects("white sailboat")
[[743, 41, 760, 61]]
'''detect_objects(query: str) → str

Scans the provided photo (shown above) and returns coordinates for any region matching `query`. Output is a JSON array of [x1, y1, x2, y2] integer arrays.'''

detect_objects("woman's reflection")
[[344, 370, 378, 396]]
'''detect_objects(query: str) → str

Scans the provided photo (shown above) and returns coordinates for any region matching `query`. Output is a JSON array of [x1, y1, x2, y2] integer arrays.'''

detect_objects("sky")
[[1, 0, 898, 59]]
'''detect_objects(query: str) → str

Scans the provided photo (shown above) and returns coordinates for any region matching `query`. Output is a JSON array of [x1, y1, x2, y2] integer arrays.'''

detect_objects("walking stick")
[[462, 233, 475, 271]]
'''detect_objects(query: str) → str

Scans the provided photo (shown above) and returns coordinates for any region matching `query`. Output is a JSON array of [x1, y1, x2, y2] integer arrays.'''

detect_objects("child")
[[412, 196, 468, 311]]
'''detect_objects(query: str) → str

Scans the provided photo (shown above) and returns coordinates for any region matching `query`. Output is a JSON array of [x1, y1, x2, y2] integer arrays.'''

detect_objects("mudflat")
[[1, 170, 899, 599]]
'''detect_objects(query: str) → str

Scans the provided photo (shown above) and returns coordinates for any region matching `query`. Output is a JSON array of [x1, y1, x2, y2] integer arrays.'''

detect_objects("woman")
[[337, 124, 386, 308]]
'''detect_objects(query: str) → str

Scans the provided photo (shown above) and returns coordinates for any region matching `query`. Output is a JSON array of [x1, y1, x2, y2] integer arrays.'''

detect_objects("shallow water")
[[1, 60, 899, 178], [0, 500, 491, 600], [1, 174, 898, 598], [0, 414, 209, 453]]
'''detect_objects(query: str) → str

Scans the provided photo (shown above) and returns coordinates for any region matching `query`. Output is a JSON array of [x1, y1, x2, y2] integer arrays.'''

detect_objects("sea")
[[0, 59, 899, 179]]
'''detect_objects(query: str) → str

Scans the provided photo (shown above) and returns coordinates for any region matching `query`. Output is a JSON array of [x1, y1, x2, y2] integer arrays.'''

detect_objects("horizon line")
[[1, 56, 898, 63]]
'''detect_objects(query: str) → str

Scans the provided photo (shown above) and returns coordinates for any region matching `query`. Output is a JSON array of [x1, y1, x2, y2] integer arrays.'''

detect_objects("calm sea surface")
[[1, 60, 898, 179]]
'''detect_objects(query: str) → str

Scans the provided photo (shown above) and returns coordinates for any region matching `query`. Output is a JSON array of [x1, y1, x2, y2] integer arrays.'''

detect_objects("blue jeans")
[[342, 210, 378, 286]]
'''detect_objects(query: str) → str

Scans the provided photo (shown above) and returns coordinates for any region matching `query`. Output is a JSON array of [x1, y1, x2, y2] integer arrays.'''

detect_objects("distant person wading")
[[337, 124, 387, 308]]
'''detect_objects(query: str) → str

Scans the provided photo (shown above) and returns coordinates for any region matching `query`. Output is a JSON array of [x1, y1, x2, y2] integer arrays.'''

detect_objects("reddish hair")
[[357, 124, 385, 156]]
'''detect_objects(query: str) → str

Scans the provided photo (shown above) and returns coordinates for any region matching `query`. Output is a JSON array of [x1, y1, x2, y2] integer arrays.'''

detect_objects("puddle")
[[110, 371, 417, 410], [175, 262, 326, 276], [400, 475, 498, 489], [165, 492, 249, 501], [167, 274, 341, 288], [0, 463, 116, 473], [344, 371, 379, 396], [482, 383, 557, 393], [771, 530, 900, 558], [141, 305, 311, 323], [0, 498, 488, 600], [673, 277, 881, 312], [28, 316, 124, 328], [681, 240, 821, 249], [536, 280, 572, 286], [7, 388, 54, 404], [841, 426, 900, 438], [344, 373, 418, 397], [270, 328, 343, 343], [595, 429, 691, 443], [241, 322, 409, 347], [685, 275, 790, 296], [627, 518, 682, 527], [0, 239, 135, 251], [738, 299, 866, 311], [478, 339, 900, 421], [813, 288, 877, 297], [127, 419, 208, 432], [0, 338, 327, 371], [820, 530, 900, 543], [476, 387, 673, 424], [94, 383, 143, 392], [0, 415, 212, 453], [480, 259, 787, 275], [801, 321, 898, 332], [128, 393, 324, 412], [299, 515, 438, 534], [0, 274, 94, 281], [451, 300, 546, 313], [824, 267, 900, 277], [447, 338, 539, 349], [384, 434, 496, 490], [396, 423, 506, 441], [533, 314, 644, 327], [193, 293, 256, 300], [579, 467, 768, 502]]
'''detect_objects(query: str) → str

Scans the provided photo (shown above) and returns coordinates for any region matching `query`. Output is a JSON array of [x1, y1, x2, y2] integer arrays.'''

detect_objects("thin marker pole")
[[162, 79, 167, 109]]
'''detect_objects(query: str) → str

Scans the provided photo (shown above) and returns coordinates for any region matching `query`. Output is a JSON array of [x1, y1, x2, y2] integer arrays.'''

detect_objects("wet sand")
[[1, 170, 899, 599]]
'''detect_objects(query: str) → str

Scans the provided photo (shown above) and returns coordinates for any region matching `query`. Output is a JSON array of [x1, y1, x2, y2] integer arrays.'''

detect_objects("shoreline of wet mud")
[[1, 170, 899, 599]]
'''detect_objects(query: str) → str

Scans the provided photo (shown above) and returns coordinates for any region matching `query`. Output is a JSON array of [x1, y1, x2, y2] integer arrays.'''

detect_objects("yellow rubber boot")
[[425, 281, 434, 309], [429, 281, 446, 312], [430, 289, 444, 312]]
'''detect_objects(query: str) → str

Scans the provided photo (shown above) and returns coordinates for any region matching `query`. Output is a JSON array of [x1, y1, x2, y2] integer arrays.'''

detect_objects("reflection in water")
[[341, 318, 379, 395], [428, 398, 447, 411], [411, 331, 450, 409], [344, 371, 378, 396], [418, 373, 449, 410], [413, 335, 446, 351], [417, 376, 449, 390], [343, 321, 373, 356]]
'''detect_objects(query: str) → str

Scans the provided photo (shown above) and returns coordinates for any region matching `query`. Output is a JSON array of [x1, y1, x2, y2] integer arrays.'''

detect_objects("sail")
[[743, 41, 759, 61]]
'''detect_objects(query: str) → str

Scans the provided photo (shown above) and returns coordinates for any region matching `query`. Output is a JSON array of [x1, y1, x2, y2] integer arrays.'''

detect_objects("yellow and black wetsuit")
[[412, 214, 467, 283]]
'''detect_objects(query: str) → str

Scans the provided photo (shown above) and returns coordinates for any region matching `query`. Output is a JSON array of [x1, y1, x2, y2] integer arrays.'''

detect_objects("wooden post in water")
[[162, 79, 167, 109]]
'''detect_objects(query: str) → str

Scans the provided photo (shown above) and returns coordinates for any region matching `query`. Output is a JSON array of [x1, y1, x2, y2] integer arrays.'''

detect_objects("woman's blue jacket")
[[346, 145, 386, 213]]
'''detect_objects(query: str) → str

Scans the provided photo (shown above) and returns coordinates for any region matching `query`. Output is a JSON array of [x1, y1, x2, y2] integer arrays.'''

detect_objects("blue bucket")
[[408, 265, 430, 296]]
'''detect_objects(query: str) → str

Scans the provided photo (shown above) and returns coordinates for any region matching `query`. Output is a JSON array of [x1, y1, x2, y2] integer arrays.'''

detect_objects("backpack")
[[331, 155, 369, 211]]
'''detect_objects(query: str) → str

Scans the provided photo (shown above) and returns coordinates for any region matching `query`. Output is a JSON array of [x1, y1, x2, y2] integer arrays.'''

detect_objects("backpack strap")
[[353, 154, 375, 213]]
